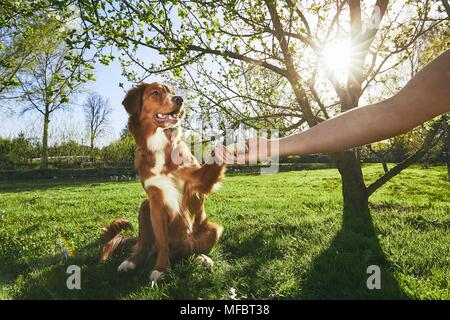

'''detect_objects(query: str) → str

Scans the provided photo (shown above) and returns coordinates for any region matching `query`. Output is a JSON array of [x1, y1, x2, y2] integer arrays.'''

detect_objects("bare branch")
[[83, 93, 112, 148], [367, 116, 447, 195]]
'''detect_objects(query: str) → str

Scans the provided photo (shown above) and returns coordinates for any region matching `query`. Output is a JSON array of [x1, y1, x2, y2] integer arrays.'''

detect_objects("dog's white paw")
[[197, 254, 214, 267], [211, 182, 222, 193], [117, 260, 135, 272], [149, 270, 165, 286]]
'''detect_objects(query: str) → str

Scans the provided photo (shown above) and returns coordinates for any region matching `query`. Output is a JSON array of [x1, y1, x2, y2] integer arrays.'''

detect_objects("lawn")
[[0, 164, 448, 299]]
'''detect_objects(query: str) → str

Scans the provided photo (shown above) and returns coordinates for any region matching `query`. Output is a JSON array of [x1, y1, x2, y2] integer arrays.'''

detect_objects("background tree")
[[83, 93, 112, 154], [0, 1, 80, 98], [75, 0, 448, 215], [444, 116, 450, 179], [0, 25, 33, 96], [438, 1, 450, 179], [365, 20, 449, 176], [0, 0, 43, 96], [14, 17, 90, 169]]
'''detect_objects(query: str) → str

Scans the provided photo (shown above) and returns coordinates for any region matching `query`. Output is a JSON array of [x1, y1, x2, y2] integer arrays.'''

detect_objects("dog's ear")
[[122, 84, 145, 115]]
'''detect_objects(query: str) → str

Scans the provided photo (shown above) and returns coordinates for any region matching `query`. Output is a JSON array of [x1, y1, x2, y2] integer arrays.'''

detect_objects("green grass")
[[0, 164, 448, 299]]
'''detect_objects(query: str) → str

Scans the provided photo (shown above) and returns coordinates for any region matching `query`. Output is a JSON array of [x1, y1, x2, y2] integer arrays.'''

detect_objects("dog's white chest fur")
[[144, 127, 183, 214], [147, 127, 168, 152], [144, 174, 182, 214]]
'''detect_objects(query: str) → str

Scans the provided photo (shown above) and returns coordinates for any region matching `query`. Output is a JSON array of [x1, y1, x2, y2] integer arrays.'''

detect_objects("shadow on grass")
[[8, 241, 154, 300], [299, 207, 406, 299], [3, 186, 406, 298], [6, 229, 287, 300], [8, 210, 406, 299]]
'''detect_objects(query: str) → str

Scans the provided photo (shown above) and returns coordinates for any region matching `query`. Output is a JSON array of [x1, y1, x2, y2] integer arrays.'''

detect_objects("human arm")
[[215, 49, 450, 163]]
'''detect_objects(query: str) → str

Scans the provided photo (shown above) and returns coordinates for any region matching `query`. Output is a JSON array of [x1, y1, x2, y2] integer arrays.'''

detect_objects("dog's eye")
[[152, 90, 159, 96]]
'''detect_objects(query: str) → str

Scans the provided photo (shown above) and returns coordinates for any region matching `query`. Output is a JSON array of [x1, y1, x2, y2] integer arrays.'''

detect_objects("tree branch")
[[367, 117, 446, 196], [441, 0, 450, 18]]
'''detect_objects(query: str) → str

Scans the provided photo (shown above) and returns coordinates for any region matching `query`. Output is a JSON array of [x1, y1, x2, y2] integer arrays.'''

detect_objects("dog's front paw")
[[117, 260, 135, 272], [149, 270, 165, 286], [197, 254, 214, 267]]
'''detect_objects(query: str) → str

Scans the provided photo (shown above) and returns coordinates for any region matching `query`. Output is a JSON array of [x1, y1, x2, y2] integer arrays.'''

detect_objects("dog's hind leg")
[[118, 200, 155, 272], [165, 219, 222, 266], [191, 220, 223, 266], [196, 254, 214, 267], [194, 221, 223, 267]]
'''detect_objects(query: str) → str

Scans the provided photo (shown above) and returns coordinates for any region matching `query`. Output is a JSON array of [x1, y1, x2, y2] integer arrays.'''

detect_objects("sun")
[[321, 40, 351, 81]]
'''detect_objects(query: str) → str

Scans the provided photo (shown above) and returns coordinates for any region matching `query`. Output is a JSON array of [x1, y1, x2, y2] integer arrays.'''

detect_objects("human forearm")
[[275, 50, 450, 157], [276, 97, 401, 156]]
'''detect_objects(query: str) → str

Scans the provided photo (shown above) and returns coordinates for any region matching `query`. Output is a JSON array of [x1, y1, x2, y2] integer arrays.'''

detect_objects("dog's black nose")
[[172, 96, 183, 106]]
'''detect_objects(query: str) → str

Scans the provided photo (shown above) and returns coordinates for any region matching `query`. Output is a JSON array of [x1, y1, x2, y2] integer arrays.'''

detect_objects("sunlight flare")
[[321, 40, 351, 81]]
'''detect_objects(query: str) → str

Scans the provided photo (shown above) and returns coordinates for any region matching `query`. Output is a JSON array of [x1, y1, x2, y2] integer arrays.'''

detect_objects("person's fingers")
[[246, 149, 259, 164], [224, 146, 239, 164], [213, 144, 226, 164], [225, 138, 264, 164], [215, 138, 272, 165], [257, 138, 270, 162], [232, 139, 250, 164], [214, 144, 236, 165], [244, 138, 261, 164], [247, 138, 260, 164]]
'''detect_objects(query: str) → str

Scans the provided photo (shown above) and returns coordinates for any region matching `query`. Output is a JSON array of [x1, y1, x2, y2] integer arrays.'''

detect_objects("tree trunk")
[[90, 129, 95, 164], [445, 123, 450, 180], [336, 79, 369, 216], [423, 154, 431, 169], [41, 112, 50, 169], [335, 150, 369, 215], [90, 128, 94, 150], [382, 159, 389, 173]]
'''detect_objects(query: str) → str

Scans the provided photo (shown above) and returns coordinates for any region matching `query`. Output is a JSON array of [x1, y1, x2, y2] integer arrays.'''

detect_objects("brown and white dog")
[[99, 82, 225, 283]]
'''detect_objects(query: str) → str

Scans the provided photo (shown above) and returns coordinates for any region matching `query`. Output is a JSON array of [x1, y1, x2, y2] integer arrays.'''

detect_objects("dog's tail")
[[99, 219, 137, 262]]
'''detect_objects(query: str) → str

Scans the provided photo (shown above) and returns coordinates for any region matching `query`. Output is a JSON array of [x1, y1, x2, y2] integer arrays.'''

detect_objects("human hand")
[[213, 137, 272, 165]]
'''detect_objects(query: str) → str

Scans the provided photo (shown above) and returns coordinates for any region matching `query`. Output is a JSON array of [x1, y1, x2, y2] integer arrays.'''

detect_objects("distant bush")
[[0, 134, 38, 168], [101, 134, 136, 167], [50, 140, 92, 157], [0, 124, 446, 170], [48, 140, 94, 167], [0, 132, 137, 169], [280, 154, 331, 163], [0, 138, 14, 169]]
